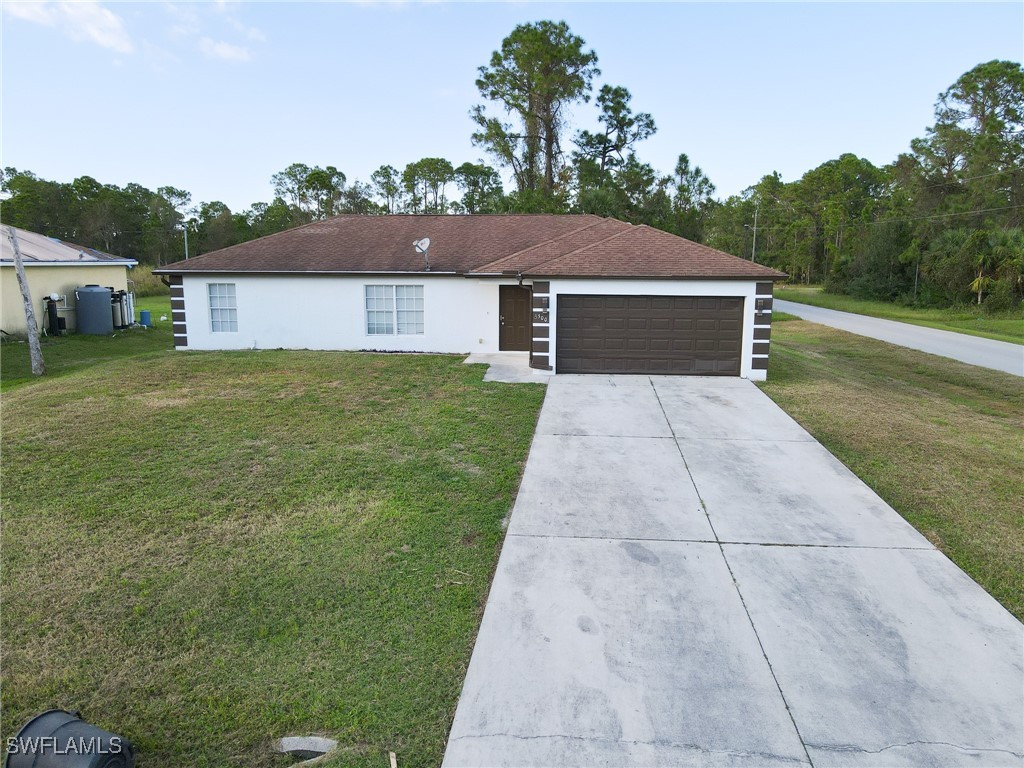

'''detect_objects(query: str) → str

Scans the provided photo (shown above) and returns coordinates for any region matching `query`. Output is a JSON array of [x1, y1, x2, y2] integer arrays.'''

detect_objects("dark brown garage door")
[[556, 295, 743, 375]]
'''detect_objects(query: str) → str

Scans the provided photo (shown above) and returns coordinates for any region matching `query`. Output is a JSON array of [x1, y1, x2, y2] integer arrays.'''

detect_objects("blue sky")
[[2, 1, 1021, 213]]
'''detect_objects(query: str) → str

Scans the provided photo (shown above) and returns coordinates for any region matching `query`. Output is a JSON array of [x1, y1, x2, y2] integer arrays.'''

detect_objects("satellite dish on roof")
[[413, 237, 431, 271]]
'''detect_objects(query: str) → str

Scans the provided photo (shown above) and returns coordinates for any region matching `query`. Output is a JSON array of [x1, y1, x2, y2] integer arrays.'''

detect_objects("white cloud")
[[199, 37, 251, 62], [163, 2, 200, 40], [227, 16, 266, 42], [161, 3, 265, 55], [3, 1, 134, 54], [3, 1, 58, 25]]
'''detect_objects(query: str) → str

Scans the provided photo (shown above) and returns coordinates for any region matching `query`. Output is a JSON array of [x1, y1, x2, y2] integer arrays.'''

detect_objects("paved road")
[[775, 299, 1023, 377], [443, 375, 1024, 767]]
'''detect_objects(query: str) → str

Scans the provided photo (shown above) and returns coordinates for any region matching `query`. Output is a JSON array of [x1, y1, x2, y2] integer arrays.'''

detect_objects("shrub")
[[127, 265, 168, 297], [983, 279, 1021, 314]]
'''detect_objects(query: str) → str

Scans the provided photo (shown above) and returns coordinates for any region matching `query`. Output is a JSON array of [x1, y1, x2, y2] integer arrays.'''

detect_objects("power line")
[[736, 203, 1023, 236], [847, 203, 1024, 227], [917, 169, 1015, 189]]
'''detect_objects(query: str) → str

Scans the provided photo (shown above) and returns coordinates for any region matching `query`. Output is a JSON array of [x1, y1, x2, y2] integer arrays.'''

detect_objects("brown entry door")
[[499, 285, 532, 351], [556, 295, 743, 375]]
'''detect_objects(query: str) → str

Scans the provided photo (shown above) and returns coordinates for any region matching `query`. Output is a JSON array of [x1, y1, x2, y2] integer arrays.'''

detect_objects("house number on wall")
[[533, 310, 550, 324]]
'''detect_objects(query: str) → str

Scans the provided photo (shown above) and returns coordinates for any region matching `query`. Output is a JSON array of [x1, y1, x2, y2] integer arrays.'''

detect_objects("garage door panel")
[[556, 294, 744, 376]]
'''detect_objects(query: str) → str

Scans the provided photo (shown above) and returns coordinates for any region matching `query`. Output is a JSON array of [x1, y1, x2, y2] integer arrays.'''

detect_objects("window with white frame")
[[365, 285, 424, 335], [208, 283, 238, 332]]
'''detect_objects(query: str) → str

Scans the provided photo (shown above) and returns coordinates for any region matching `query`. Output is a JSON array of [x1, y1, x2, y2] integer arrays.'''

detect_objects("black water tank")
[[75, 286, 113, 335], [4, 709, 134, 767]]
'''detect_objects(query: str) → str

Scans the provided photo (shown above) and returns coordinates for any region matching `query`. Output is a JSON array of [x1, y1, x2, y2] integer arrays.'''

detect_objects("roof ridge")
[[471, 218, 610, 272], [526, 222, 638, 271]]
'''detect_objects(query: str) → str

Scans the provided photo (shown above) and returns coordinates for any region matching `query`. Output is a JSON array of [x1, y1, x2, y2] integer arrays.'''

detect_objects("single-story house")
[[154, 215, 786, 379], [1, 226, 138, 335]]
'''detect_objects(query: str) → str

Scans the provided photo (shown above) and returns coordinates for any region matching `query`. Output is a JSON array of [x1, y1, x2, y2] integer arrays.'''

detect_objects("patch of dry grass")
[[761, 320, 1024, 619]]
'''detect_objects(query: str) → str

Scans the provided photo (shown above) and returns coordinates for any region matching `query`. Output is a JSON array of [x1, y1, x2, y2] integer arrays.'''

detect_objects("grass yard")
[[1, 332, 545, 766], [1, 297, 175, 391], [761, 318, 1024, 621], [776, 284, 1024, 344]]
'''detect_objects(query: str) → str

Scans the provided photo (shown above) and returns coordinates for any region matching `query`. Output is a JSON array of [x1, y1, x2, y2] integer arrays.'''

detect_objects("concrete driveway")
[[443, 376, 1024, 767], [775, 299, 1024, 377]]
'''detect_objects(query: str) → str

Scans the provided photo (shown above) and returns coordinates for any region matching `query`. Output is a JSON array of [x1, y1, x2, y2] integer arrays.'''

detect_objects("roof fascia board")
[[522, 273, 786, 281], [1, 260, 138, 267], [152, 269, 461, 276]]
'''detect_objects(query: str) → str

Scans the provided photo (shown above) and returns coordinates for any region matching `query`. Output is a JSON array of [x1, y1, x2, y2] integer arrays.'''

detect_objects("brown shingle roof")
[[155, 214, 786, 280], [524, 224, 785, 279]]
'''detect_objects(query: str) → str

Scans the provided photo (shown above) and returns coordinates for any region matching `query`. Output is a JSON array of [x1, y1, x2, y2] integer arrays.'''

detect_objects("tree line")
[[2, 21, 1020, 309]]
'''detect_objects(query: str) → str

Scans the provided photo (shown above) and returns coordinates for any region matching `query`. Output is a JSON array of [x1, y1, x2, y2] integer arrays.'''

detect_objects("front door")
[[499, 285, 531, 351]]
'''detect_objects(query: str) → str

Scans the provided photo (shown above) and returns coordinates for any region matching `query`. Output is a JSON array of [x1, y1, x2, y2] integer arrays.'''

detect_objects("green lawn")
[[1, 296, 174, 391], [776, 284, 1024, 344], [1, 333, 545, 766], [761, 318, 1024, 621]]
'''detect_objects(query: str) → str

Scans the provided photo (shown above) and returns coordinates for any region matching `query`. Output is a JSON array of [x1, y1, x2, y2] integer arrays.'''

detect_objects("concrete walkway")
[[463, 352, 552, 384], [444, 376, 1024, 767], [775, 299, 1023, 377]]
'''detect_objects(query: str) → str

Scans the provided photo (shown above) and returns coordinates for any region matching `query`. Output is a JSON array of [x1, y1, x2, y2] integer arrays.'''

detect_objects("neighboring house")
[[154, 215, 786, 379], [1, 226, 138, 335]]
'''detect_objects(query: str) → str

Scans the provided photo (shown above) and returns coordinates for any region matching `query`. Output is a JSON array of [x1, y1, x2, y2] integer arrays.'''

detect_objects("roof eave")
[[152, 267, 461, 276], [520, 272, 788, 281], [1, 259, 138, 267]]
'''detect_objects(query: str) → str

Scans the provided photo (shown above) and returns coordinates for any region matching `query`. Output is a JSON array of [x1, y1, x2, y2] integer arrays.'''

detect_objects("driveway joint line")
[[540, 432, 675, 439], [650, 376, 817, 768], [541, 432, 817, 443], [447, 731, 809, 763], [673, 436, 817, 443], [505, 532, 934, 551]]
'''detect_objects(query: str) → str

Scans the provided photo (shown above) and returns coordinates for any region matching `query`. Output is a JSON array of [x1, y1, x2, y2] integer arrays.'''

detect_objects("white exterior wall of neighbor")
[[179, 274, 521, 353], [546, 279, 765, 381]]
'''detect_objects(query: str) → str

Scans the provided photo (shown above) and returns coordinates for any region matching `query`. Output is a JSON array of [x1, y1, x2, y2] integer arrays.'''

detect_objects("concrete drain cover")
[[274, 736, 338, 764]]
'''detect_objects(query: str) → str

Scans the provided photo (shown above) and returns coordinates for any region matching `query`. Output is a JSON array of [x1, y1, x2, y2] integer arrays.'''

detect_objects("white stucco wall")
[[179, 274, 518, 353], [178, 274, 766, 380], [545, 279, 765, 380]]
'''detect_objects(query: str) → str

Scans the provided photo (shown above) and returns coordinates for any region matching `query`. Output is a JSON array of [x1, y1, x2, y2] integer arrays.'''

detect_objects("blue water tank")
[[76, 285, 113, 335]]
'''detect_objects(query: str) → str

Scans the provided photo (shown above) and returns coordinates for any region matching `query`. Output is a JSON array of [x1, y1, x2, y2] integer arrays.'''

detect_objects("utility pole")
[[6, 226, 45, 376], [750, 202, 759, 262], [183, 219, 190, 259]]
